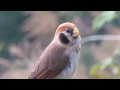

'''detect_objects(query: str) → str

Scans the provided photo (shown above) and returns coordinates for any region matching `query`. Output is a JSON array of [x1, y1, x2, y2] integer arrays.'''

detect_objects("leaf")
[[113, 47, 120, 56], [90, 63, 103, 76], [100, 57, 113, 70], [90, 57, 114, 76], [92, 11, 118, 30]]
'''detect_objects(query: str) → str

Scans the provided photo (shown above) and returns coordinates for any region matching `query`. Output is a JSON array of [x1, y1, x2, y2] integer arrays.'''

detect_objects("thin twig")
[[81, 35, 120, 44]]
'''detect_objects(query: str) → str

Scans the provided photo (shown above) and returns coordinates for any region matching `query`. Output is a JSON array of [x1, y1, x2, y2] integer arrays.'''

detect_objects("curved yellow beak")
[[73, 27, 79, 38]]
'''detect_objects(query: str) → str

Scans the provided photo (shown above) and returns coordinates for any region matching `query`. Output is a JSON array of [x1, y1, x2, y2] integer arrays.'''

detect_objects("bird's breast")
[[53, 36, 81, 79], [53, 49, 80, 79]]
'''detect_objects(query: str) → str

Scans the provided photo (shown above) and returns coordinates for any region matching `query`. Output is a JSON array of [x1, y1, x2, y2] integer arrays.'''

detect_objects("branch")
[[81, 35, 120, 44]]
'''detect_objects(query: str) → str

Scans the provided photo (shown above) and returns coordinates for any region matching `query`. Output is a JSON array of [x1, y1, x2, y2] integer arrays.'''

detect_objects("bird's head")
[[54, 22, 80, 45]]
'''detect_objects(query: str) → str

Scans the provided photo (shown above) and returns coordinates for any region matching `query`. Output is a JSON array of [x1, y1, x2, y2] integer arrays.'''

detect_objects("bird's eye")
[[66, 29, 71, 33]]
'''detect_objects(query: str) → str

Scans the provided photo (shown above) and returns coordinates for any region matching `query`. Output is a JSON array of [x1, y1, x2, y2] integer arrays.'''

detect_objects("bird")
[[28, 22, 81, 79]]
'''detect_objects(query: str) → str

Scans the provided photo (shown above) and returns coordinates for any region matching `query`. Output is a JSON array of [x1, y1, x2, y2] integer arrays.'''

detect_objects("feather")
[[28, 42, 69, 79], [28, 22, 81, 79]]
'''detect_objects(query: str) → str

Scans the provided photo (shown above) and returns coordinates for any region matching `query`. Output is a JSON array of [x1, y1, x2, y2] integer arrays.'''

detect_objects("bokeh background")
[[0, 11, 120, 79]]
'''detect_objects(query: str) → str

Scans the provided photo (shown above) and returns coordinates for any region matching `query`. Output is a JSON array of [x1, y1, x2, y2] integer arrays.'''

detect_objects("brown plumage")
[[28, 22, 81, 79], [29, 43, 69, 79], [55, 22, 77, 37]]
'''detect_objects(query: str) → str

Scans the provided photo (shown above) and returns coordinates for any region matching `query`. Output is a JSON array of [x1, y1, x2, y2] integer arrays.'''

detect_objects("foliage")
[[92, 11, 118, 30], [90, 11, 120, 79], [90, 47, 120, 79], [0, 11, 28, 59]]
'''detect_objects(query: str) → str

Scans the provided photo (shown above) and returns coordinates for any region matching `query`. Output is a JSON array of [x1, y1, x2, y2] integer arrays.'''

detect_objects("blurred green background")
[[0, 11, 120, 79]]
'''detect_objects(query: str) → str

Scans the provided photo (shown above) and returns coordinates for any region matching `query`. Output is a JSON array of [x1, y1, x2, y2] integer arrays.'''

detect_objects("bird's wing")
[[28, 43, 69, 79]]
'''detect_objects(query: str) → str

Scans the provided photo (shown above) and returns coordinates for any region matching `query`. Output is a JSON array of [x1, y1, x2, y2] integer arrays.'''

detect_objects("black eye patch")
[[59, 33, 69, 44]]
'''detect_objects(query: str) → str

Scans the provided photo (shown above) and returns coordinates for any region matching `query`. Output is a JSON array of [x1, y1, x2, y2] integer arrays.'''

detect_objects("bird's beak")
[[73, 27, 79, 38]]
